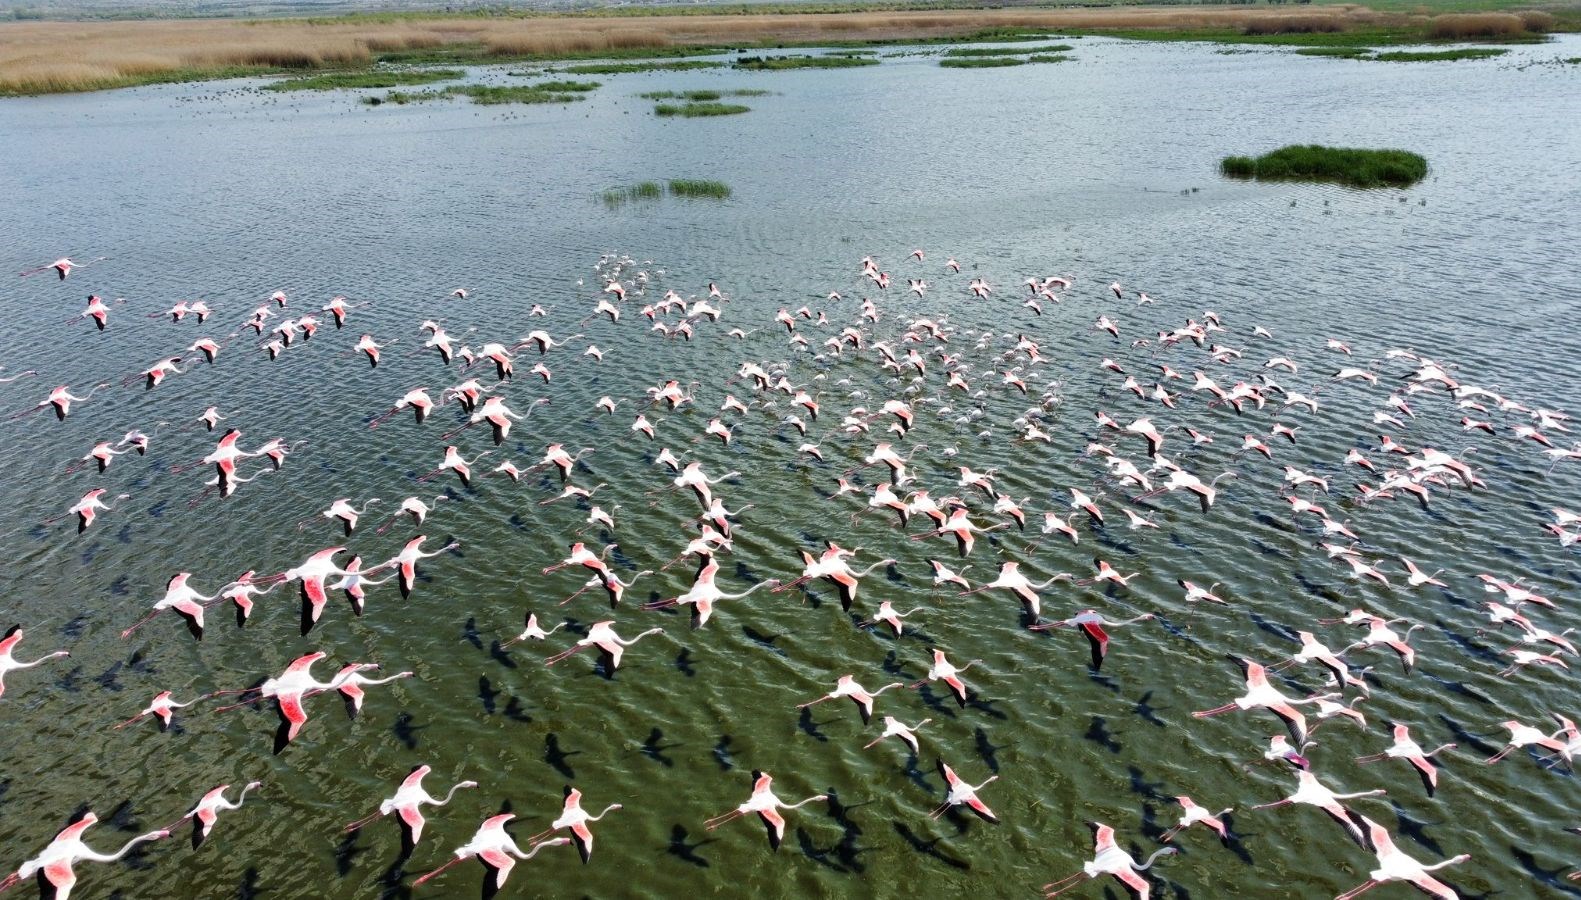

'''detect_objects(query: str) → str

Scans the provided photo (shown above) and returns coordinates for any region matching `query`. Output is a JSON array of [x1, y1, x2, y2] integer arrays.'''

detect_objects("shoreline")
[[2, 4, 1573, 96]]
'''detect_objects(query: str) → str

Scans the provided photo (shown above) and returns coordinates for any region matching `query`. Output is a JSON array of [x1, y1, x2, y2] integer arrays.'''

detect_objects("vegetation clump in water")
[[1221, 145, 1427, 188], [560, 60, 725, 74], [943, 43, 1073, 56], [734, 54, 879, 70], [267, 68, 463, 91], [668, 179, 732, 199], [639, 89, 769, 100], [939, 56, 1026, 67], [654, 101, 751, 116], [362, 80, 598, 105], [1372, 47, 1507, 60], [600, 181, 666, 206]]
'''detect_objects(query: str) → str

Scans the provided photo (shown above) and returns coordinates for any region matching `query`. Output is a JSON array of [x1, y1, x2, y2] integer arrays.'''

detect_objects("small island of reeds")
[[364, 80, 599, 106], [655, 100, 751, 117], [1220, 145, 1427, 188], [267, 68, 462, 91], [600, 179, 731, 206], [734, 54, 880, 70]]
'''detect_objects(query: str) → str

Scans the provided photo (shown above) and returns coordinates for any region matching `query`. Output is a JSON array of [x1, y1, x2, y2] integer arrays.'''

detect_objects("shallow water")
[[1, 34, 1580, 899]]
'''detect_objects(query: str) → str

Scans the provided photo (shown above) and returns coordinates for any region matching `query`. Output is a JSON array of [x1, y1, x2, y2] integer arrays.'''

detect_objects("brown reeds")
[[0, 6, 1550, 96], [1427, 12, 1526, 38]]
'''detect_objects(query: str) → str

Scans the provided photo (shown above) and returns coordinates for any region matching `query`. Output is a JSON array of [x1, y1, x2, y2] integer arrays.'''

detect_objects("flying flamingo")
[[704, 770, 827, 851], [0, 811, 167, 900], [1485, 719, 1569, 764], [275, 547, 352, 633], [910, 648, 982, 706], [345, 765, 476, 852], [120, 572, 219, 640], [796, 674, 906, 724], [1031, 609, 1155, 671], [20, 256, 103, 280], [1193, 657, 1331, 744], [214, 651, 351, 752], [931, 759, 998, 823], [330, 663, 413, 714], [1161, 796, 1232, 843], [168, 782, 262, 848], [864, 716, 931, 752], [0, 626, 69, 698], [372, 535, 459, 599], [544, 620, 664, 672], [1042, 821, 1176, 899], [113, 690, 202, 732], [1356, 723, 1455, 796], [959, 561, 1071, 617], [413, 814, 568, 891], [1336, 817, 1469, 900], [528, 787, 622, 863], [859, 601, 924, 636], [1251, 770, 1384, 846]]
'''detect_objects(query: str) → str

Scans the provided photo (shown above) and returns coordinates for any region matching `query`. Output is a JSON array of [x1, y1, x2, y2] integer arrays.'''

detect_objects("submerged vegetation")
[[655, 100, 751, 117], [668, 179, 733, 199], [1221, 145, 1428, 188], [599, 179, 731, 206], [942, 43, 1074, 57], [0, 6, 1567, 96], [640, 89, 770, 100], [559, 60, 725, 75], [265, 68, 461, 91], [734, 54, 881, 70], [363, 79, 598, 106], [939, 56, 1027, 67], [1372, 47, 1508, 60]]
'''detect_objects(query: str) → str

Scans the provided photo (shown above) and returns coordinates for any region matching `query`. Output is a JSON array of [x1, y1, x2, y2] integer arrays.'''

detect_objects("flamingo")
[[120, 572, 219, 640], [0, 812, 167, 900], [528, 787, 622, 863], [20, 256, 102, 280], [910, 648, 982, 706], [1161, 796, 1232, 843], [704, 770, 826, 850], [1193, 657, 1330, 744], [1043, 822, 1176, 898], [344, 765, 476, 851], [931, 759, 998, 823], [170, 782, 262, 848], [113, 690, 200, 732], [1251, 770, 1384, 846], [960, 561, 1071, 617], [863, 715, 931, 752], [1335, 817, 1469, 900], [413, 814, 568, 890], [797, 674, 906, 724], [544, 620, 664, 672], [0, 626, 69, 699], [1356, 723, 1455, 796], [1031, 609, 1155, 671]]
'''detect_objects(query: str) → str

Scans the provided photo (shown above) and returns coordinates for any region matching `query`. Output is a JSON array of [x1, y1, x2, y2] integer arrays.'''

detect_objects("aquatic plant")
[[1026, 54, 1073, 63], [265, 68, 462, 91], [1295, 46, 1374, 57], [733, 54, 880, 70], [668, 179, 732, 199], [1220, 145, 1427, 189], [560, 60, 725, 74], [1371, 47, 1507, 60], [639, 89, 770, 100], [942, 43, 1073, 56], [600, 181, 666, 206], [939, 56, 1025, 67], [448, 82, 597, 104], [654, 101, 751, 116]]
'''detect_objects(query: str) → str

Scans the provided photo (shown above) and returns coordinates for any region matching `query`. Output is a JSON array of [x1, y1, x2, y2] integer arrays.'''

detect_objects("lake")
[[1, 33, 1579, 899]]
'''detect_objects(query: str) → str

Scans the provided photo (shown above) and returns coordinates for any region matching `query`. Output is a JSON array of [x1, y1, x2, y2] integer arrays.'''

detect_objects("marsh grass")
[[600, 181, 665, 206], [939, 55, 1026, 67], [655, 100, 751, 116], [265, 67, 461, 91], [640, 89, 770, 100], [733, 54, 881, 69], [0, 7, 1558, 96], [1371, 47, 1507, 59], [668, 179, 732, 199], [560, 60, 724, 74], [453, 84, 591, 104], [1295, 46, 1374, 56], [1027, 54, 1073, 63], [1221, 145, 1427, 188], [942, 43, 1074, 56]]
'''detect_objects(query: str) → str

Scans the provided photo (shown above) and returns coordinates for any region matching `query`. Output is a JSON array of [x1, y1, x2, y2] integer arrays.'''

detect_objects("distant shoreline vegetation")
[[363, 79, 599, 105], [1221, 145, 1428, 188], [2, 4, 1565, 97]]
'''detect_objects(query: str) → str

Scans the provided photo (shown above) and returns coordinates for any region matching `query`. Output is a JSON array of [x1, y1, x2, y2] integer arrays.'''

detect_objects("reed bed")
[[560, 60, 724, 74], [654, 100, 751, 116], [640, 89, 770, 100], [668, 179, 733, 199], [1372, 47, 1509, 59], [943, 43, 1074, 56], [734, 54, 881, 69], [0, 6, 1556, 96], [266, 68, 461, 91], [1221, 145, 1427, 188], [600, 181, 665, 206], [939, 56, 1026, 67]]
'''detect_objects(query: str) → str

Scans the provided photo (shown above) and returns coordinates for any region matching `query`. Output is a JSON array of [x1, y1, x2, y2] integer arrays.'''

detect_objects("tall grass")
[[655, 101, 751, 116], [939, 56, 1026, 67], [0, 7, 1557, 96], [668, 179, 732, 199], [600, 181, 665, 206], [1221, 145, 1427, 188]]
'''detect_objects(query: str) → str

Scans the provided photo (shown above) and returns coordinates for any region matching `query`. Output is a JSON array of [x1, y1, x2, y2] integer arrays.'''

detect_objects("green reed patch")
[[559, 60, 726, 74], [1027, 54, 1073, 63], [268, 68, 463, 91], [1371, 47, 1508, 60], [943, 43, 1073, 57], [1221, 145, 1427, 188], [939, 56, 1026, 67], [734, 54, 880, 70], [668, 179, 732, 199], [654, 101, 750, 116], [449, 82, 597, 104], [639, 89, 770, 100], [1296, 46, 1374, 57], [600, 181, 666, 206]]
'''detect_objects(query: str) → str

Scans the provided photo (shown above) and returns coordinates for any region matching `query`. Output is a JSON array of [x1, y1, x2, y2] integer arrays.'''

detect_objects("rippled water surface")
[[1, 35, 1580, 900]]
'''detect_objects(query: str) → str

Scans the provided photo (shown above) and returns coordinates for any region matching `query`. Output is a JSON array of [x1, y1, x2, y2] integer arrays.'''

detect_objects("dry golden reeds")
[[1427, 12, 1527, 38]]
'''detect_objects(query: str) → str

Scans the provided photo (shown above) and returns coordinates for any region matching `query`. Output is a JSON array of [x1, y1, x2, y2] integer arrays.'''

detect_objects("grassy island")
[[1221, 145, 1428, 188]]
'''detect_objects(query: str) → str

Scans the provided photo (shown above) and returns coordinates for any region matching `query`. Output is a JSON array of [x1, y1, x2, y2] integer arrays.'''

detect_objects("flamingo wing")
[[1081, 621, 1109, 669]]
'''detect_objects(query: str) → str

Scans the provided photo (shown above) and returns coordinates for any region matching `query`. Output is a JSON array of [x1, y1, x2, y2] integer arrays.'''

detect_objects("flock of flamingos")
[[0, 248, 1578, 899]]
